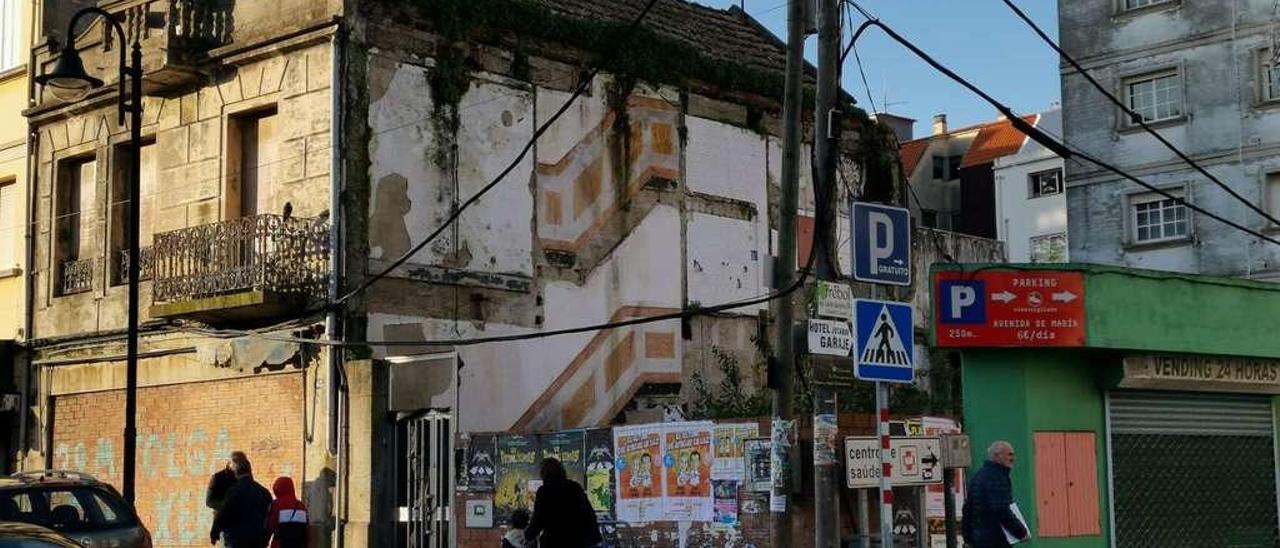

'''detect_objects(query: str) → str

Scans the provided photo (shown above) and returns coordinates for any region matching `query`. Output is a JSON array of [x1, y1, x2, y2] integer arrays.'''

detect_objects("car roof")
[[0, 521, 84, 547], [0, 470, 107, 489]]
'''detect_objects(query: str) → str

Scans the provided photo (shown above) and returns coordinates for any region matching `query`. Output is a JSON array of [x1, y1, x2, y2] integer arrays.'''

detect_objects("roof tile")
[[959, 115, 1036, 169]]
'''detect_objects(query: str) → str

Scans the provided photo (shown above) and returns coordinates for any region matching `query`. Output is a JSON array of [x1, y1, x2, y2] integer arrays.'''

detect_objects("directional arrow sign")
[[845, 436, 943, 488], [1052, 290, 1078, 303], [935, 270, 1086, 347], [991, 291, 1016, 303]]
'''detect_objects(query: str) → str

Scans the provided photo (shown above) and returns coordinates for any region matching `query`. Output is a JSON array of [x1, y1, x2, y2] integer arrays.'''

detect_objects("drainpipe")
[[18, 126, 37, 473], [326, 23, 347, 548]]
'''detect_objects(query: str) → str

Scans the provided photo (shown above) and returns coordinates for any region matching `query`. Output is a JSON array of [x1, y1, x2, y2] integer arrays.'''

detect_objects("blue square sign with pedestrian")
[[853, 298, 914, 383], [852, 202, 911, 286]]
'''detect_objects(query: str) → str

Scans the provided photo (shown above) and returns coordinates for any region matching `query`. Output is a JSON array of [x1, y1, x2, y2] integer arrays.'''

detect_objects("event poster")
[[712, 423, 759, 480], [495, 434, 540, 524], [662, 421, 714, 521], [922, 416, 965, 547], [585, 428, 616, 519], [465, 433, 497, 493], [541, 430, 586, 486], [742, 437, 772, 493], [712, 480, 740, 527], [614, 425, 663, 522]]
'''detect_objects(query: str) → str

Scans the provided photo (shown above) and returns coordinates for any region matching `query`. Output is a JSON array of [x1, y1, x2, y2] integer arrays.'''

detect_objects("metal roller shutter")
[[1108, 391, 1279, 548]]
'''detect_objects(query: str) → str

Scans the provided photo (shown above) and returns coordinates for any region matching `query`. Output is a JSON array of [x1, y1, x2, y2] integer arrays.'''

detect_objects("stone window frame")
[[1123, 184, 1193, 248], [1261, 170, 1280, 231], [1029, 232, 1068, 263], [1113, 0, 1179, 17], [105, 134, 158, 288], [1254, 46, 1280, 106], [50, 142, 101, 299], [1028, 168, 1064, 199], [1115, 63, 1188, 133], [221, 96, 281, 222]]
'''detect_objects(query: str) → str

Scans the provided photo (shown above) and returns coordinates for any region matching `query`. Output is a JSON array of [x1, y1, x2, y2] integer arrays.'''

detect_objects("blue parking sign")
[[853, 202, 911, 286], [853, 299, 914, 383]]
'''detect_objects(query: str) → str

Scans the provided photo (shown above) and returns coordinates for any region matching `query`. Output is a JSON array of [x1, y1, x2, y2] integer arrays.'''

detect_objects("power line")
[[998, 0, 1280, 228], [334, 0, 663, 306], [842, 1, 1280, 248], [842, 2, 879, 114]]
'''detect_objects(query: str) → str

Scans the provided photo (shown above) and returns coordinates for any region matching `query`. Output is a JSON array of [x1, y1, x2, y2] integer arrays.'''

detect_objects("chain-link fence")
[[1112, 434, 1279, 548]]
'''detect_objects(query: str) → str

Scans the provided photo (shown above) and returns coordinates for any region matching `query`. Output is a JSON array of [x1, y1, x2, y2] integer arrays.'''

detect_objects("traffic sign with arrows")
[[934, 270, 1087, 347]]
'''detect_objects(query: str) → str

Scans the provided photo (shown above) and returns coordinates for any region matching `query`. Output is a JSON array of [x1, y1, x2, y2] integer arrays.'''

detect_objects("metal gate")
[[396, 411, 453, 548], [1108, 391, 1279, 548]]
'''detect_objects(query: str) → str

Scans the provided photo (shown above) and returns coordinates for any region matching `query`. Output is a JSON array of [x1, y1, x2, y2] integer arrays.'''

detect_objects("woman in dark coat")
[[525, 458, 602, 547]]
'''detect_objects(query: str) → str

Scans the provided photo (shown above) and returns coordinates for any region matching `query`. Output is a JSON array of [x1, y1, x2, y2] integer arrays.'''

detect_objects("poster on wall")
[[922, 416, 965, 547], [712, 423, 759, 480], [542, 430, 586, 485], [742, 437, 772, 493], [465, 433, 497, 493], [614, 425, 663, 522], [712, 480, 740, 527], [662, 421, 714, 521], [495, 434, 540, 524], [585, 428, 616, 519]]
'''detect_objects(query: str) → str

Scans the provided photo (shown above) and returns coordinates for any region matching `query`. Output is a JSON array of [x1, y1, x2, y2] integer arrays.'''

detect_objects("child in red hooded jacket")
[[266, 476, 308, 548]]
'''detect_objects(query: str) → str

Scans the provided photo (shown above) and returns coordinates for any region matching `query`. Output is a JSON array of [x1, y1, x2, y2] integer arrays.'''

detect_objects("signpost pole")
[[944, 468, 958, 548], [857, 488, 871, 548], [877, 382, 893, 547]]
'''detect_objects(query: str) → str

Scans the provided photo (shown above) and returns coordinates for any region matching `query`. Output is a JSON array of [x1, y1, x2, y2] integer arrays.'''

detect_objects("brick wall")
[[51, 373, 305, 547]]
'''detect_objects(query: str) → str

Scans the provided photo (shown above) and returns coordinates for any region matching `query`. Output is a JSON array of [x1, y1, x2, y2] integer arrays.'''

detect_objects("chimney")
[[932, 114, 948, 136]]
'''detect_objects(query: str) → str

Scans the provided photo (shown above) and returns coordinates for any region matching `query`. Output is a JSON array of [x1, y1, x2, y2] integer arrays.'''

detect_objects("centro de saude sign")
[[845, 436, 942, 488]]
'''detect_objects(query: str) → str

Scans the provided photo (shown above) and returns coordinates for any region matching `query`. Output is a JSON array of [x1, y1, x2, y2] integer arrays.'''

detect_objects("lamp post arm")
[[64, 7, 133, 125]]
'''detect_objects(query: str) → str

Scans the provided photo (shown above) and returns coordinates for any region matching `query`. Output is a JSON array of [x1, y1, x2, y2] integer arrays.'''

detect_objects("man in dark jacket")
[[962, 441, 1029, 547], [526, 458, 601, 547], [207, 451, 249, 511], [210, 458, 272, 548]]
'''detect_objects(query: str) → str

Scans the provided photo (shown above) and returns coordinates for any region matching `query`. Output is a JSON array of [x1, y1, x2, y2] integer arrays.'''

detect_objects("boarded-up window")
[[1033, 432, 1101, 537]]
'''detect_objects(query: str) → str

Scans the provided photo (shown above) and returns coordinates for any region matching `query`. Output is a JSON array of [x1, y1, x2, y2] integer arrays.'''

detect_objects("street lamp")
[[37, 8, 144, 506]]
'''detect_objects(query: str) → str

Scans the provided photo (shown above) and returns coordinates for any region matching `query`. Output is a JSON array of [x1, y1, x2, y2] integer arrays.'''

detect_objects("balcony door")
[[231, 107, 279, 219]]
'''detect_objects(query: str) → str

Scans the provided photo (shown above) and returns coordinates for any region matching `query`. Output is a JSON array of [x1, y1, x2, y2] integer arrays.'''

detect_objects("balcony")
[[60, 258, 96, 296], [116, 246, 154, 284], [150, 214, 329, 322], [35, 0, 233, 99]]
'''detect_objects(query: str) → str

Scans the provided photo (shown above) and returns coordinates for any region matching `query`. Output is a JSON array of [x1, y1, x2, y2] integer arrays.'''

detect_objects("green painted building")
[[931, 263, 1280, 548]]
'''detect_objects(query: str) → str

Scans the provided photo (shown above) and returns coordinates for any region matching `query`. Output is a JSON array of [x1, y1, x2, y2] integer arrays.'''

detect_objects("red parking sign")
[[934, 271, 1086, 347]]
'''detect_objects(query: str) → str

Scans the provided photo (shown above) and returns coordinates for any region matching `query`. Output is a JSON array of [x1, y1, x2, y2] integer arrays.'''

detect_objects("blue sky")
[[696, 0, 1061, 136]]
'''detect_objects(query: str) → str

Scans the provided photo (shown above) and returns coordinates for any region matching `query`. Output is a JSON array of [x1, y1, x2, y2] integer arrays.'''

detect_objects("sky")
[[696, 0, 1062, 137]]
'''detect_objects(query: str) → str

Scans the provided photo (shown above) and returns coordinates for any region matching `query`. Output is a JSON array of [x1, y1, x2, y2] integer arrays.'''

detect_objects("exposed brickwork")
[[51, 373, 305, 547]]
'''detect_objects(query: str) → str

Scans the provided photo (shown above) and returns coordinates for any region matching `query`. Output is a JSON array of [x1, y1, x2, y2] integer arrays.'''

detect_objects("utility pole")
[[813, 0, 841, 546], [770, 0, 805, 544]]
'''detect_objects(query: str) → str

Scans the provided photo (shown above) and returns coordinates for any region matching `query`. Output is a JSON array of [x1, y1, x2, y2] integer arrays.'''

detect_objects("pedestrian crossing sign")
[[853, 298, 915, 383]]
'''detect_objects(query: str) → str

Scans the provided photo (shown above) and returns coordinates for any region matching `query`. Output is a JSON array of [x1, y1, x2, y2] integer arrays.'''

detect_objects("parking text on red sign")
[[933, 270, 1086, 347]]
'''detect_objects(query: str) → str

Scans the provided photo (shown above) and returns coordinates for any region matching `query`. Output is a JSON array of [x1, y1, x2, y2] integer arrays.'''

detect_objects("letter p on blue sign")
[[939, 280, 985, 324], [852, 202, 911, 286]]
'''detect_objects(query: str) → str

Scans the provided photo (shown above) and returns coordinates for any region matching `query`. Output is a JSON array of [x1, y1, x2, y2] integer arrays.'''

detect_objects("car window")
[[88, 491, 125, 526], [0, 492, 38, 524], [0, 486, 135, 533], [0, 540, 78, 548]]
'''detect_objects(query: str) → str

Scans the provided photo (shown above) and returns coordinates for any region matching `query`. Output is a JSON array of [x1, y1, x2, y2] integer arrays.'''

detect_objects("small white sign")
[[807, 319, 852, 356], [814, 281, 853, 320], [464, 499, 494, 528], [845, 436, 943, 488]]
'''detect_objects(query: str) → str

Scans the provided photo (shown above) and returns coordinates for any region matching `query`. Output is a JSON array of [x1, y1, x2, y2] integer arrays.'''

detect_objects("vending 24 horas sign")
[[934, 270, 1086, 347]]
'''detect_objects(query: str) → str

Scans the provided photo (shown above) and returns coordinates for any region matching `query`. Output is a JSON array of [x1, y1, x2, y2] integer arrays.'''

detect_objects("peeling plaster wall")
[[1060, 0, 1280, 277]]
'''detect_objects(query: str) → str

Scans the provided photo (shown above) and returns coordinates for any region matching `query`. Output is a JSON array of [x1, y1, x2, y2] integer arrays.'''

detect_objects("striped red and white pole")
[[877, 382, 893, 546]]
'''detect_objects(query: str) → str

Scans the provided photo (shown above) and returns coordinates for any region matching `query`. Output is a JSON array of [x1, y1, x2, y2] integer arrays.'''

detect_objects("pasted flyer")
[[585, 428, 616, 519], [613, 424, 663, 522], [662, 422, 714, 521], [712, 422, 759, 480], [494, 434, 540, 524]]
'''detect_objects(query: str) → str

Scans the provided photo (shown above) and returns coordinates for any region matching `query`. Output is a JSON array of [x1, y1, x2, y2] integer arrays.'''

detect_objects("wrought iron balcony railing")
[[116, 246, 154, 284], [60, 258, 96, 296], [152, 214, 328, 304]]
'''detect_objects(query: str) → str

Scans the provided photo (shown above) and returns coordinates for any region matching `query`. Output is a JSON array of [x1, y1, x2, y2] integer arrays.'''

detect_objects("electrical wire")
[[843, 1, 1280, 248], [842, 2, 879, 114], [998, 0, 1280, 229], [334, 0, 663, 306]]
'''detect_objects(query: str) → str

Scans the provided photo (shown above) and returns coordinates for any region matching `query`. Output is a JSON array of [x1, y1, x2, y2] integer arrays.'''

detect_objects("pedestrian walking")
[[265, 477, 308, 548], [501, 508, 530, 548], [525, 457, 601, 548], [962, 441, 1029, 547], [210, 457, 272, 548], [207, 451, 249, 511]]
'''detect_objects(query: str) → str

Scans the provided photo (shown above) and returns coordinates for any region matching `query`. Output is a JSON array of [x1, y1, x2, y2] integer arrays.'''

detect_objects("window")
[[0, 0, 22, 72], [55, 156, 96, 295], [1030, 233, 1067, 263], [1029, 169, 1063, 198], [1033, 432, 1101, 537], [0, 179, 16, 269], [1267, 172, 1280, 224], [1123, 0, 1174, 10], [229, 107, 280, 218], [1125, 71, 1183, 124], [1260, 49, 1280, 103], [1131, 191, 1189, 243], [948, 154, 963, 180], [110, 140, 157, 285], [932, 155, 945, 180]]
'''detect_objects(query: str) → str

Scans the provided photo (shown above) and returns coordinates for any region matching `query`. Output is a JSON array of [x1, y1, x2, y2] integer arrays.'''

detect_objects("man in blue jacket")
[[962, 441, 1029, 547]]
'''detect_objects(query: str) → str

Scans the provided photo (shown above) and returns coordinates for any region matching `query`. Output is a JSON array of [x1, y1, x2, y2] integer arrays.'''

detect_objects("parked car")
[[0, 471, 151, 548], [0, 521, 83, 547]]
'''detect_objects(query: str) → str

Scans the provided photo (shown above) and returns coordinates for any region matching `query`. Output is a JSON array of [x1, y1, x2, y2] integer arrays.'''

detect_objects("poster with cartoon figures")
[[712, 423, 759, 480], [662, 421, 714, 521], [494, 434, 540, 524], [465, 433, 497, 493], [613, 425, 663, 522], [541, 430, 586, 486], [585, 428, 616, 519]]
